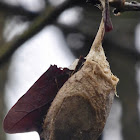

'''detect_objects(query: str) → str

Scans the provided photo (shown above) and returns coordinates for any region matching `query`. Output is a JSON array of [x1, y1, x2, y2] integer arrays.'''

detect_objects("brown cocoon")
[[42, 18, 119, 140]]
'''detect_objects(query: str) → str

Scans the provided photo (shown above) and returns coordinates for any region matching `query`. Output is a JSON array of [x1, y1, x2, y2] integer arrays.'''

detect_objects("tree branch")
[[109, 0, 140, 14], [0, 1, 39, 19]]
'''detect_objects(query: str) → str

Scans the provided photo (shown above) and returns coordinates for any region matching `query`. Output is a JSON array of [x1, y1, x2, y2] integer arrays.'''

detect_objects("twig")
[[0, 0, 82, 67], [109, 0, 140, 14], [122, 1, 140, 11], [0, 1, 39, 19]]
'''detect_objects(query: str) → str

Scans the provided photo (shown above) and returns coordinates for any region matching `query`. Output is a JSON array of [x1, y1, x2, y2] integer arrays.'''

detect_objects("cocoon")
[[42, 19, 119, 140]]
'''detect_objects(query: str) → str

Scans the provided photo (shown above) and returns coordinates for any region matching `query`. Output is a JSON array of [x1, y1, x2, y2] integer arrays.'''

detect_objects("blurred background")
[[0, 0, 140, 140]]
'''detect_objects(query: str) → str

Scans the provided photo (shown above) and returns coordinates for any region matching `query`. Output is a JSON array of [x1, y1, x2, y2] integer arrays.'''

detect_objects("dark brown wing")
[[3, 65, 72, 134]]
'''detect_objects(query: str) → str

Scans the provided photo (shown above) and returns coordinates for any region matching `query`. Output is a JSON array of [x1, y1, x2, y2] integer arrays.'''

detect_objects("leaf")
[[86, 0, 113, 32], [3, 65, 72, 134], [103, 0, 113, 32]]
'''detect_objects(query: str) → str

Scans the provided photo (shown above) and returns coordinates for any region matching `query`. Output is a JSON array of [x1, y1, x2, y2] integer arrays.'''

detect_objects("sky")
[[4, 0, 45, 12]]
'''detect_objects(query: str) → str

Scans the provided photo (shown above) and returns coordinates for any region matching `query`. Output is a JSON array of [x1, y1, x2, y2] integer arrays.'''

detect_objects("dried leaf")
[[87, 0, 113, 32], [3, 65, 72, 134], [103, 0, 113, 32]]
